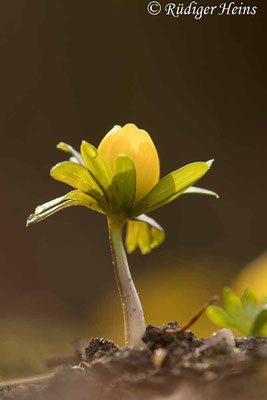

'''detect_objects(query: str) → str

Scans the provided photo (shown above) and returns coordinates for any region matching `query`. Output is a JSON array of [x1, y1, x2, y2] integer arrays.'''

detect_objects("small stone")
[[204, 370, 217, 381], [152, 348, 168, 368], [197, 329, 235, 353]]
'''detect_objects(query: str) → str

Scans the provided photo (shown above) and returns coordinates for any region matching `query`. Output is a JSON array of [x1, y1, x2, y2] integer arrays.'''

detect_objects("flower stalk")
[[108, 217, 146, 347]]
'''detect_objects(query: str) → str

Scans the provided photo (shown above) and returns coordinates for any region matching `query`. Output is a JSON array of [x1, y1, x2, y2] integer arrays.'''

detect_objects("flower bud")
[[98, 124, 160, 201]]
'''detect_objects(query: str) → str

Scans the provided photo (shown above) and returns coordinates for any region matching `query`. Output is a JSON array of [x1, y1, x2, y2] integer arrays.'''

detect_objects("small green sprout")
[[27, 123, 218, 346], [206, 287, 267, 336]]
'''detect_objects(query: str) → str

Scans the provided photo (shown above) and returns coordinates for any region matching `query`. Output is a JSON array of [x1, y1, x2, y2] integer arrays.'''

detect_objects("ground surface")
[[1, 323, 267, 400]]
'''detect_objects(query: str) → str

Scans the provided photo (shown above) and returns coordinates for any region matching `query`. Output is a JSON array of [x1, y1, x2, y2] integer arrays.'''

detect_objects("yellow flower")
[[27, 123, 218, 254], [98, 124, 160, 201]]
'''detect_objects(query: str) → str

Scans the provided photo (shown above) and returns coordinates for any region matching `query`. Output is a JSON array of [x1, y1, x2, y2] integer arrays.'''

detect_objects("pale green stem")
[[108, 217, 146, 347]]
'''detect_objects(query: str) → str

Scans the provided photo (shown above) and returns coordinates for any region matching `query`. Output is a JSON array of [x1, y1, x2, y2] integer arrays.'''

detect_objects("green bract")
[[206, 287, 267, 336], [27, 140, 218, 253], [126, 214, 165, 254]]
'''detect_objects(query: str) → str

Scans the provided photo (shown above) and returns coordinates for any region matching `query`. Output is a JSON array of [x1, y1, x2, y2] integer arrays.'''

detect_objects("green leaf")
[[27, 195, 72, 226], [206, 305, 240, 332], [132, 214, 164, 231], [126, 221, 151, 254], [131, 161, 211, 216], [223, 287, 250, 335], [261, 295, 267, 306], [184, 186, 219, 198], [125, 215, 165, 254], [57, 142, 84, 166], [113, 155, 136, 211], [125, 221, 139, 253], [137, 222, 151, 255], [131, 214, 165, 251], [26, 190, 105, 226], [51, 161, 104, 203], [151, 227, 165, 248], [65, 190, 105, 213], [251, 306, 267, 336], [241, 288, 258, 317], [80, 141, 114, 204], [223, 287, 243, 318]]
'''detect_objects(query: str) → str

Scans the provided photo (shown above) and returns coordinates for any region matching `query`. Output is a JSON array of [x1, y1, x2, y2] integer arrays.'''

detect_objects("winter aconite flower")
[[98, 124, 160, 201], [27, 123, 218, 346]]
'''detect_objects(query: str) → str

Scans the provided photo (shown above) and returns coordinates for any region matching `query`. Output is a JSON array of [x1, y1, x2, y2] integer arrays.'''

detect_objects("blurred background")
[[0, 0, 266, 379]]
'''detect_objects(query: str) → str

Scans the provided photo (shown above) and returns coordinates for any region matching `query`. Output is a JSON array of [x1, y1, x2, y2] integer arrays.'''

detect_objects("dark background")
[[0, 0, 266, 377]]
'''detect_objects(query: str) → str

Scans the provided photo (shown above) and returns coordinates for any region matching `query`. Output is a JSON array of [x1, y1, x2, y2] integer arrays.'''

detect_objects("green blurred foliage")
[[206, 287, 267, 336]]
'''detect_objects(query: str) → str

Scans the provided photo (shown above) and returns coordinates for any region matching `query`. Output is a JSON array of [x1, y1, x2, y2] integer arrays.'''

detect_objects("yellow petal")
[[98, 123, 160, 201]]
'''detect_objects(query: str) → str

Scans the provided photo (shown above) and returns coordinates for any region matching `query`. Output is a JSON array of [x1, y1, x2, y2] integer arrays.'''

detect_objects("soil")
[[1, 322, 267, 400]]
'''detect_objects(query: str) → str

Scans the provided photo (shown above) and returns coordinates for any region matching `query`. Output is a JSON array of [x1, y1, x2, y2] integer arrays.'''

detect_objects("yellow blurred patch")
[[234, 251, 267, 297]]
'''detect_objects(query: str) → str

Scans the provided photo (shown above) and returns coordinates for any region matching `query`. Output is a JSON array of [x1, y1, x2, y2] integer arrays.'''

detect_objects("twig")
[[164, 295, 219, 333]]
